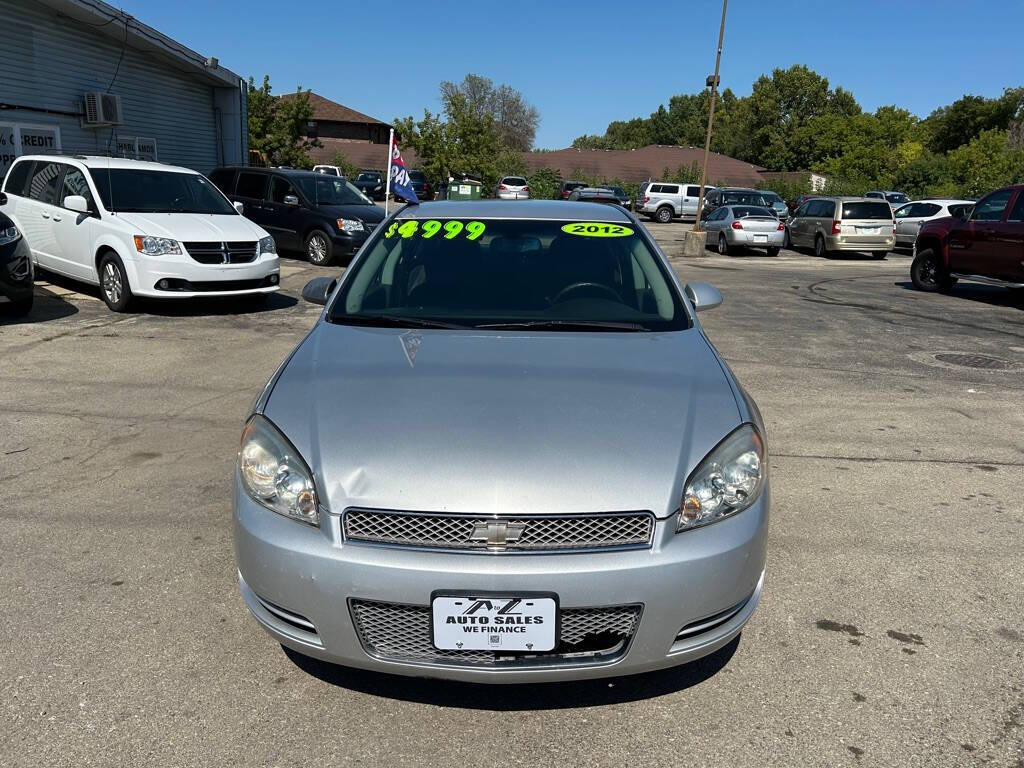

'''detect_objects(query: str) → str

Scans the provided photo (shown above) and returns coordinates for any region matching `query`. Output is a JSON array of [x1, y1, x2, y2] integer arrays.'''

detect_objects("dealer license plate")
[[753, 234, 768, 243], [431, 595, 557, 651]]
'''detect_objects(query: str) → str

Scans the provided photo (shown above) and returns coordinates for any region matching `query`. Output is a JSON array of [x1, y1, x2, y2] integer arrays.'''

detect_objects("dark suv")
[[700, 188, 771, 220], [912, 185, 1024, 293], [209, 167, 384, 265], [354, 170, 385, 200]]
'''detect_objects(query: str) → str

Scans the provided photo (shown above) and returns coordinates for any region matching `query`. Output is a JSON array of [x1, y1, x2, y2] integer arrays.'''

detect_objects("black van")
[[209, 167, 385, 265]]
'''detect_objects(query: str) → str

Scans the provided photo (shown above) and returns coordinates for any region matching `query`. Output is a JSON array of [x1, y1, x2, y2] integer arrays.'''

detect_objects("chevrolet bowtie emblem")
[[469, 520, 527, 550]]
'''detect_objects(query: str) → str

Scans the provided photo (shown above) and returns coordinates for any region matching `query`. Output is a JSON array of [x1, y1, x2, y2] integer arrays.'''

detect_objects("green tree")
[[247, 76, 321, 167], [943, 128, 1024, 198], [439, 74, 540, 151], [395, 81, 526, 194], [922, 88, 1024, 153], [329, 151, 361, 179], [526, 167, 561, 200]]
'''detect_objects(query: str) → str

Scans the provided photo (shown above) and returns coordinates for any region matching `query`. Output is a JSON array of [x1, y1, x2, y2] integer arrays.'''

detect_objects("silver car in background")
[[702, 205, 786, 256], [892, 198, 974, 250], [234, 200, 769, 683], [495, 176, 530, 200]]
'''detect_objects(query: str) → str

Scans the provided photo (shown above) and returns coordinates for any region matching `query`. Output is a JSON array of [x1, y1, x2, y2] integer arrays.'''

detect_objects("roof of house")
[[35, 0, 242, 87], [279, 92, 390, 127], [308, 139, 411, 170], [523, 145, 768, 187]]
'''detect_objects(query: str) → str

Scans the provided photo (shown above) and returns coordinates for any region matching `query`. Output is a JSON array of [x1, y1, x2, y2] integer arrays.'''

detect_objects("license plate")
[[859, 227, 880, 235], [754, 234, 768, 243], [431, 594, 557, 651]]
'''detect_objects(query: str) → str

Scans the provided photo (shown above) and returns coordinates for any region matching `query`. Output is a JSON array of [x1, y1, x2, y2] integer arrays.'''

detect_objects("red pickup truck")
[[911, 185, 1024, 292]]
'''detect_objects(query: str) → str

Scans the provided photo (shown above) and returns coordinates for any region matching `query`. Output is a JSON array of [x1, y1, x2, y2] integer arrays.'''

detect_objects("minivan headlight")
[[337, 218, 364, 233], [258, 236, 276, 255], [133, 235, 181, 255], [0, 225, 20, 246], [238, 415, 318, 525], [677, 424, 765, 532]]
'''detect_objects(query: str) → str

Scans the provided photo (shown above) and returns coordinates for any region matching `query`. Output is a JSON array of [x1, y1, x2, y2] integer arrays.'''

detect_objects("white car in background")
[[892, 199, 974, 250], [495, 176, 530, 200], [1, 155, 280, 312]]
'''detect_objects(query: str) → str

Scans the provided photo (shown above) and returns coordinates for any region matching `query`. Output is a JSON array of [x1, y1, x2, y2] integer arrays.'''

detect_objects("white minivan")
[[1, 155, 280, 311]]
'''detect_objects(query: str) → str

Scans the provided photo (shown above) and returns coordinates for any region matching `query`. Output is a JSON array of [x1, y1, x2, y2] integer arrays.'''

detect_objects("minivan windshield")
[[357, 172, 381, 182], [295, 176, 372, 206], [92, 169, 236, 214], [722, 191, 768, 206], [329, 218, 688, 331]]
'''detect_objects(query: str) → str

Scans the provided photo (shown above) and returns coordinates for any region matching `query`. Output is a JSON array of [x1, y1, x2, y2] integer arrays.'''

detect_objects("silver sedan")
[[495, 176, 530, 200], [702, 205, 785, 256], [233, 200, 769, 682]]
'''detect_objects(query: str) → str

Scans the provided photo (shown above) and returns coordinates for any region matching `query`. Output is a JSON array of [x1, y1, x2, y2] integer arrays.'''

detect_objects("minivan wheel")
[[766, 246, 780, 257], [98, 252, 133, 312], [655, 206, 673, 224], [911, 248, 953, 293], [814, 234, 827, 258], [871, 251, 888, 260], [718, 233, 731, 256], [306, 230, 334, 266]]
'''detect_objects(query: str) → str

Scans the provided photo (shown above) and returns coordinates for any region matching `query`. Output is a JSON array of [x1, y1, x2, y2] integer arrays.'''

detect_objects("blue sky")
[[127, 0, 1022, 148]]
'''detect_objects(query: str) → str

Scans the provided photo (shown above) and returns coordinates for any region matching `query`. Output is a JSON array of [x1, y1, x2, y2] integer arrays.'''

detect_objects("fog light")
[[157, 279, 170, 290], [269, 274, 279, 285]]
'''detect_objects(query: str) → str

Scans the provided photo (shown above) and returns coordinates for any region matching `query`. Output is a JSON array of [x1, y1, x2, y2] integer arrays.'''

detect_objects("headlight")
[[0, 225, 20, 246], [677, 424, 766, 532], [337, 218, 364, 233], [133, 235, 181, 255], [238, 415, 318, 525], [258, 235, 277, 255]]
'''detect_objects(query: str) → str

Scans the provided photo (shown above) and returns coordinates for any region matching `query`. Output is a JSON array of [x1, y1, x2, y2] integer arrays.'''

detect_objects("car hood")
[[263, 324, 743, 518], [113, 212, 268, 241], [315, 204, 385, 223]]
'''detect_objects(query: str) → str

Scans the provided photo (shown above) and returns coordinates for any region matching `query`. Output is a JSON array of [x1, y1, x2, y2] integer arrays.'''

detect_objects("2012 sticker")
[[385, 220, 486, 240], [560, 222, 634, 237]]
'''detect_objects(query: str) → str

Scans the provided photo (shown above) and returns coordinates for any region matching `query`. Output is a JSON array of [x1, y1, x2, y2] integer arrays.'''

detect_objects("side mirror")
[[63, 195, 90, 214], [283, 194, 299, 206], [302, 277, 337, 306], [233, 201, 245, 215], [684, 281, 723, 312]]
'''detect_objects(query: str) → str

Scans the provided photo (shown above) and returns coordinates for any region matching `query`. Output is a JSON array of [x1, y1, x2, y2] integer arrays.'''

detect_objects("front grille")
[[350, 600, 642, 666], [183, 241, 258, 264], [343, 509, 654, 552]]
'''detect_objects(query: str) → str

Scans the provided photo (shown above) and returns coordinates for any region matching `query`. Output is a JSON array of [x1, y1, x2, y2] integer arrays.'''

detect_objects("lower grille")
[[343, 509, 654, 552], [350, 600, 641, 666], [183, 241, 258, 264]]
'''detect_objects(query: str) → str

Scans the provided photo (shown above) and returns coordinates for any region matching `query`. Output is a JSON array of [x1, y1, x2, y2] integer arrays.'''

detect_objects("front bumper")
[[234, 475, 769, 682], [329, 228, 374, 259], [0, 237, 35, 302], [129, 252, 281, 299]]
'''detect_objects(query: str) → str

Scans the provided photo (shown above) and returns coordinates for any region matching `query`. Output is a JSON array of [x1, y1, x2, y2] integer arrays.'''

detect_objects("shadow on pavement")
[[0, 286, 79, 325], [139, 291, 298, 317], [282, 636, 739, 709], [894, 281, 1024, 310]]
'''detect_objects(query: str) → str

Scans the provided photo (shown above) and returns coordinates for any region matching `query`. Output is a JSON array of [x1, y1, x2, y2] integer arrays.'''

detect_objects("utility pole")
[[694, 0, 728, 233]]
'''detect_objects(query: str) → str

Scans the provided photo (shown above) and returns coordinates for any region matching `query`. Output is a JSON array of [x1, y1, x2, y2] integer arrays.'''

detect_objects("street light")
[[694, 0, 728, 234]]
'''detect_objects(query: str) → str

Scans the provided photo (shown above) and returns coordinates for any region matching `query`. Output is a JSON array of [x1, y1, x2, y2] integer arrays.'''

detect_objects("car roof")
[[18, 155, 197, 174], [395, 200, 632, 222]]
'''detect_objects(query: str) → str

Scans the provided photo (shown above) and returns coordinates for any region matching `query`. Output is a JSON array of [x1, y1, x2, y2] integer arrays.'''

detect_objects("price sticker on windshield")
[[561, 222, 634, 238], [385, 220, 486, 240]]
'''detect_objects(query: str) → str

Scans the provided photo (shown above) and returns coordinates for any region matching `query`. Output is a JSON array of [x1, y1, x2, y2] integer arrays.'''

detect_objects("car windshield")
[[91, 169, 236, 214], [842, 202, 893, 219], [296, 176, 372, 206], [761, 192, 781, 203], [886, 193, 909, 205], [329, 217, 688, 332], [733, 206, 775, 218], [357, 173, 380, 182]]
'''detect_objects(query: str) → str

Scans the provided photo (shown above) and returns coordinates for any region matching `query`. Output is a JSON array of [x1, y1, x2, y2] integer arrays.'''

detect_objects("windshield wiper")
[[474, 320, 645, 332], [337, 314, 470, 330]]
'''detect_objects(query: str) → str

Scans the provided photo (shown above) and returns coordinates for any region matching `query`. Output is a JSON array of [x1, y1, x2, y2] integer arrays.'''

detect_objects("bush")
[[527, 168, 561, 200], [330, 152, 362, 179]]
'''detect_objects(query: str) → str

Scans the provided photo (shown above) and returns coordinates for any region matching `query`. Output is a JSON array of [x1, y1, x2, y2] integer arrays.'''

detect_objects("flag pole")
[[384, 127, 394, 216]]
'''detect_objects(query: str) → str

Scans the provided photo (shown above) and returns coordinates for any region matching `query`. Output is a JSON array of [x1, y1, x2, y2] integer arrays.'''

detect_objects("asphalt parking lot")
[[2, 228, 1022, 767]]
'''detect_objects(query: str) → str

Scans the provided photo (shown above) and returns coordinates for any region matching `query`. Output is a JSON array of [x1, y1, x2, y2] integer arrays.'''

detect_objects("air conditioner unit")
[[82, 92, 124, 127]]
